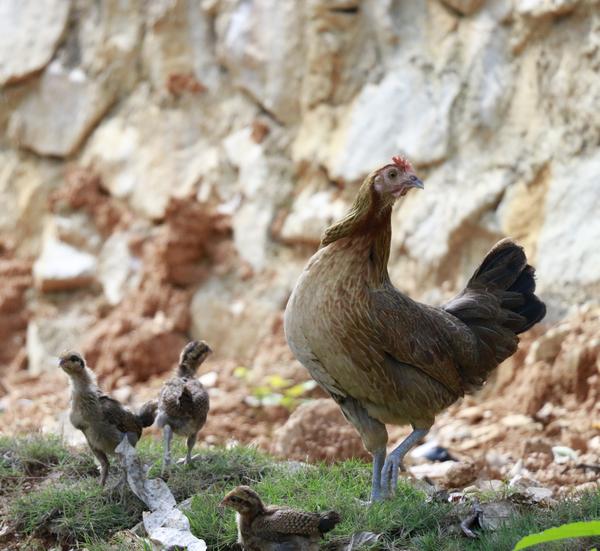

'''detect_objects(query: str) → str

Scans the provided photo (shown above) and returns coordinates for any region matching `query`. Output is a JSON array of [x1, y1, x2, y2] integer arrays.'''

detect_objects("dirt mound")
[[82, 191, 232, 386]]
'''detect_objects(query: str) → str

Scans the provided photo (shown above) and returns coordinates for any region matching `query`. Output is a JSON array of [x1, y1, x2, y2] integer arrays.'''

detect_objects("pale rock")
[[52, 213, 102, 253], [143, 0, 220, 93], [501, 413, 540, 430], [0, 0, 70, 85], [217, 0, 304, 123], [224, 127, 292, 271], [440, 0, 483, 15], [83, 86, 209, 219], [391, 165, 510, 282], [509, 473, 541, 490], [442, 460, 478, 488], [0, 152, 60, 255], [525, 486, 555, 504], [536, 155, 600, 307], [33, 236, 97, 292], [97, 231, 141, 305], [526, 325, 569, 364], [328, 68, 461, 181], [516, 0, 579, 18], [8, 61, 118, 157], [190, 274, 290, 362], [410, 461, 456, 480], [301, 0, 377, 109], [456, 405, 485, 423], [27, 312, 94, 374], [280, 188, 347, 245]]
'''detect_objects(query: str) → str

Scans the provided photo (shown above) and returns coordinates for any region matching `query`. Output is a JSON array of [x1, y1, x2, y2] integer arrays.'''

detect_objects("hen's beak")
[[408, 175, 424, 189]]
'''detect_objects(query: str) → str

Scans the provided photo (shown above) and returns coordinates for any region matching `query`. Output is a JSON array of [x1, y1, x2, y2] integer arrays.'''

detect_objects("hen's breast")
[[284, 243, 379, 398]]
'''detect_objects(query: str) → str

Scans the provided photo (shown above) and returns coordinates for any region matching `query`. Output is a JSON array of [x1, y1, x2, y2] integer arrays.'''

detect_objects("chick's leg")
[[162, 424, 173, 476], [336, 395, 389, 502], [381, 428, 428, 497], [92, 447, 110, 487], [185, 433, 197, 464]]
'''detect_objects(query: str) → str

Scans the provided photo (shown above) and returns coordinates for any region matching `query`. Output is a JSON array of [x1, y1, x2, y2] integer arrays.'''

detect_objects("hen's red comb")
[[392, 156, 412, 172]]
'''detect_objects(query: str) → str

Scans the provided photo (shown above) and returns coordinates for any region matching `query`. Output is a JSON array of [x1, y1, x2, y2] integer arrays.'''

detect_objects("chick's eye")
[[230, 496, 240, 503], [69, 355, 79, 362]]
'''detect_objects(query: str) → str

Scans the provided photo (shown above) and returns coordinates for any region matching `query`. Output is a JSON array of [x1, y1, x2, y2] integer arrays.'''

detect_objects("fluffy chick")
[[156, 340, 211, 473], [59, 351, 157, 487], [220, 485, 341, 551]]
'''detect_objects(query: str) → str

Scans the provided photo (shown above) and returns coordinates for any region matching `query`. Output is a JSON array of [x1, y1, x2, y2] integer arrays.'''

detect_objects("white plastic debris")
[[115, 437, 206, 551], [552, 445, 578, 464]]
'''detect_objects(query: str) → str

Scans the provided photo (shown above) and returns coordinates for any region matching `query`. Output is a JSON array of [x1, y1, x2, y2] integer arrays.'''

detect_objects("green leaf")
[[513, 521, 600, 550]]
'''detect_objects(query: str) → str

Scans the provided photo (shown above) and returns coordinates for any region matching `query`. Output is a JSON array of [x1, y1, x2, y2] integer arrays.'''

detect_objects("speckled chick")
[[156, 340, 211, 473], [59, 351, 157, 487], [220, 485, 341, 551]]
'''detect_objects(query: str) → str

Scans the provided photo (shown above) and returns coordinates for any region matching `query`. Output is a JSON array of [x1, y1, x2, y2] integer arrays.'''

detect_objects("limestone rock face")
[[1, 0, 599, 391], [0, 0, 70, 86]]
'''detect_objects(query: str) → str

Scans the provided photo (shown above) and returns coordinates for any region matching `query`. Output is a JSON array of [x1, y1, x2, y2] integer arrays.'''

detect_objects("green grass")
[[1, 434, 599, 550]]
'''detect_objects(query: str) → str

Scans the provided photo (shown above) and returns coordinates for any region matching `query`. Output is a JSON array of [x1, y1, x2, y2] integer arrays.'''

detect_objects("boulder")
[[271, 399, 369, 462]]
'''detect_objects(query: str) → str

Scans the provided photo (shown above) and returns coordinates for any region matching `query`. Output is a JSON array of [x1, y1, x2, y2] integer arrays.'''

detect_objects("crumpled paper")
[[115, 437, 206, 551]]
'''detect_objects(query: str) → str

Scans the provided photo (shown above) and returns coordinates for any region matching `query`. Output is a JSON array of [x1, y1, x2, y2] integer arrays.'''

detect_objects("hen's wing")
[[369, 287, 477, 396], [98, 394, 143, 438], [253, 508, 322, 540]]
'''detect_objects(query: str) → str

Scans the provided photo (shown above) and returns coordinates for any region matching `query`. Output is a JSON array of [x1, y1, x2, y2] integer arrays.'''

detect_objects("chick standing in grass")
[[59, 351, 157, 487], [220, 485, 341, 551], [156, 340, 211, 474]]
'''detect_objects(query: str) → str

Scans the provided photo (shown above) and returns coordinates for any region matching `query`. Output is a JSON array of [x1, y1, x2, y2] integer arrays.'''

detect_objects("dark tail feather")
[[444, 239, 546, 390], [318, 511, 341, 535], [468, 239, 546, 334], [137, 399, 158, 427]]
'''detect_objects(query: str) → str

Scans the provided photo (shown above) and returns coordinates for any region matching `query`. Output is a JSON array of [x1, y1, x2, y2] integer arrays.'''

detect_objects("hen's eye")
[[389, 171, 397, 178]]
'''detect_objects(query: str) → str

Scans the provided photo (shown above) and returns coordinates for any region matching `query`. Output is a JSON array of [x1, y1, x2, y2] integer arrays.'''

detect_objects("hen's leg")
[[381, 428, 428, 497], [161, 424, 173, 476], [335, 395, 388, 502], [185, 433, 197, 464], [371, 448, 387, 502]]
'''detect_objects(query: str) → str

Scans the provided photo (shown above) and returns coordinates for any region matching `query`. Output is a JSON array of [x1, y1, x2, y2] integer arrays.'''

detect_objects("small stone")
[[525, 486, 555, 504], [457, 406, 485, 423], [443, 461, 477, 488], [501, 414, 540, 430], [522, 437, 553, 457]]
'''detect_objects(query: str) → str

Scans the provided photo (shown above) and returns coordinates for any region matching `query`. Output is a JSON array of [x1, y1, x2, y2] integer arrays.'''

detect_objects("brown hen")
[[220, 485, 340, 550], [284, 157, 546, 500]]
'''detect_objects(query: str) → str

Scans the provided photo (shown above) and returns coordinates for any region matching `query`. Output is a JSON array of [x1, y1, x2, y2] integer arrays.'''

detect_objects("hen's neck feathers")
[[321, 174, 393, 285]]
